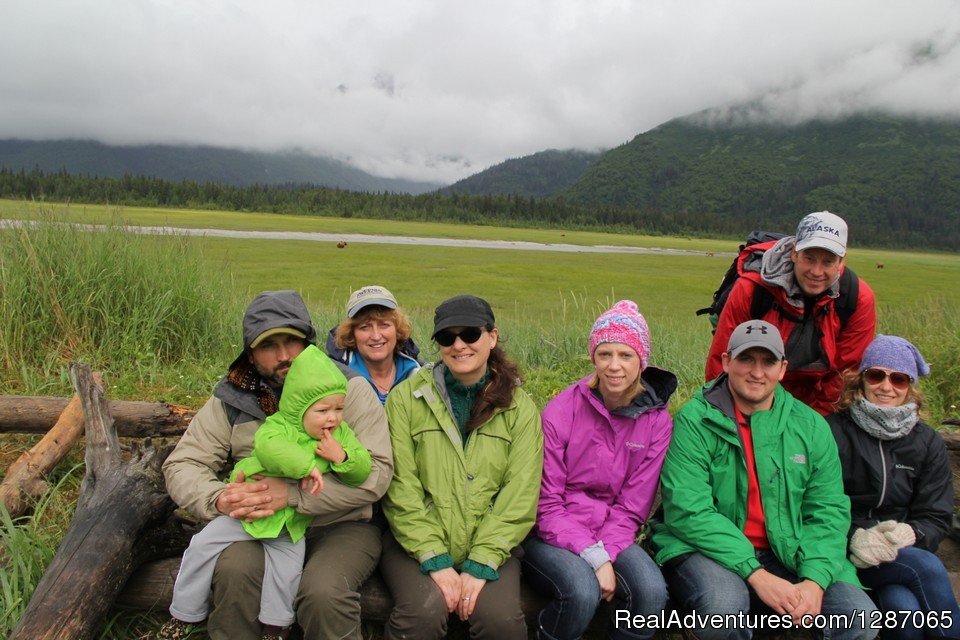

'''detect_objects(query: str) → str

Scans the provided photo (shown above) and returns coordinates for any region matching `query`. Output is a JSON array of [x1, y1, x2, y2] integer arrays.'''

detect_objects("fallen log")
[[9, 365, 176, 640], [0, 395, 194, 437], [0, 391, 87, 518]]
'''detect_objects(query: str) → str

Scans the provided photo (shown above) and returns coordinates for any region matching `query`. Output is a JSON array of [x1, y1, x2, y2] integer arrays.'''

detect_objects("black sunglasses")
[[434, 327, 485, 347], [863, 368, 911, 390]]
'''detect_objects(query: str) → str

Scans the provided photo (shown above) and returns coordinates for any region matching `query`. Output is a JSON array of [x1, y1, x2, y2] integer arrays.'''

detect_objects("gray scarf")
[[849, 398, 919, 440]]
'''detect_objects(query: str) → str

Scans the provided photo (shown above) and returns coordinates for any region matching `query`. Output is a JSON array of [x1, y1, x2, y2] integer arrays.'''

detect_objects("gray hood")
[[229, 290, 317, 369]]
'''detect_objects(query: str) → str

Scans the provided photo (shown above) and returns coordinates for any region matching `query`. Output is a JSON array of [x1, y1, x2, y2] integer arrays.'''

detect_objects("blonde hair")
[[334, 307, 413, 353], [834, 369, 927, 417]]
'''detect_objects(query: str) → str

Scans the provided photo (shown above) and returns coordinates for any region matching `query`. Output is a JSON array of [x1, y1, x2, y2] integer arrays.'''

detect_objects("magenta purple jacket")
[[534, 366, 676, 563]]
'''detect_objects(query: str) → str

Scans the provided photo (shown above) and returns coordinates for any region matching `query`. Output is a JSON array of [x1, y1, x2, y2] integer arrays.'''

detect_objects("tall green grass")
[[878, 298, 960, 425], [0, 463, 82, 638], [0, 210, 241, 400]]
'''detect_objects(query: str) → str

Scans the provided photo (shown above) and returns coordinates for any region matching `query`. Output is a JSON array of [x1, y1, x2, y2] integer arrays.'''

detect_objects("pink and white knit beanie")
[[588, 300, 651, 369]]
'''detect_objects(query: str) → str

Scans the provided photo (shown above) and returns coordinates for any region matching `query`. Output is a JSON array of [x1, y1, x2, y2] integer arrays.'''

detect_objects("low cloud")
[[1, 0, 957, 184]]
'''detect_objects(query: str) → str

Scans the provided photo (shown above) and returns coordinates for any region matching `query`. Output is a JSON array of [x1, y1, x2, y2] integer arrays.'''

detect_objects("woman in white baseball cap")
[[325, 285, 422, 404]]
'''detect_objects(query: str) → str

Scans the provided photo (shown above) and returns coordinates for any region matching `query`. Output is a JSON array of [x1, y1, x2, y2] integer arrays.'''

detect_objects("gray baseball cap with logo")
[[727, 320, 785, 361]]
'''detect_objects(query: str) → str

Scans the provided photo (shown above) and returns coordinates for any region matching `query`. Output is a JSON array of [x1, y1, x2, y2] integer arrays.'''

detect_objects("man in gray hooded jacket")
[[163, 290, 392, 640]]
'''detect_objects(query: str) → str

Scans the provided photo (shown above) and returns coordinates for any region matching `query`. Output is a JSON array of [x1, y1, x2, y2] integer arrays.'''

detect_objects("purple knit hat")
[[589, 300, 651, 368], [859, 334, 930, 382]]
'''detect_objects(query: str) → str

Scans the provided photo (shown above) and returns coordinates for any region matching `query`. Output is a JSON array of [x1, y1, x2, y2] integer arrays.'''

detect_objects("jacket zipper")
[[876, 440, 888, 509]]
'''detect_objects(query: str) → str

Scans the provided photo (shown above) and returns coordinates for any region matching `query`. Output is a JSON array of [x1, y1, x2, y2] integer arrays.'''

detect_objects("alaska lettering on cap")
[[794, 211, 848, 257]]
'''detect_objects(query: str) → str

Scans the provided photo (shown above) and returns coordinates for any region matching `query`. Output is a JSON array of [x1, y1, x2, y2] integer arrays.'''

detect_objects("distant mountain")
[[0, 139, 441, 194], [443, 148, 601, 198], [561, 112, 960, 245]]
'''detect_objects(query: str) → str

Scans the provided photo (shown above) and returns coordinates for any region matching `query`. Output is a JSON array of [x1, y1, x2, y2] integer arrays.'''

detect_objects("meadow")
[[1, 200, 959, 638]]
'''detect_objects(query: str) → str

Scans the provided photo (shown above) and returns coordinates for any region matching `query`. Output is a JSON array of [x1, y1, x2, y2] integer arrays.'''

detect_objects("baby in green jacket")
[[161, 344, 372, 640]]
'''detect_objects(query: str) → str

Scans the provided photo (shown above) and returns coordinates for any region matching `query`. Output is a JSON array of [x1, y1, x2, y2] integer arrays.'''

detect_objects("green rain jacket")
[[651, 375, 860, 589], [383, 363, 543, 572], [231, 345, 372, 542]]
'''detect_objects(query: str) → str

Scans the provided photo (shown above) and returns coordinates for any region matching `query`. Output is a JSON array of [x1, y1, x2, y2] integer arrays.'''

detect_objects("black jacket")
[[826, 409, 953, 552]]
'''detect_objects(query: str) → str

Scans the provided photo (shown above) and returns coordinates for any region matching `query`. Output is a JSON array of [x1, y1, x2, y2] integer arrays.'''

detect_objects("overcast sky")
[[2, 1, 959, 184]]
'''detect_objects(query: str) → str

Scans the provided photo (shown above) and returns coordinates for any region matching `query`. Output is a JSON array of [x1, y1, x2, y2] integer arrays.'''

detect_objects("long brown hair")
[[334, 307, 413, 353], [834, 369, 927, 417], [466, 334, 523, 432]]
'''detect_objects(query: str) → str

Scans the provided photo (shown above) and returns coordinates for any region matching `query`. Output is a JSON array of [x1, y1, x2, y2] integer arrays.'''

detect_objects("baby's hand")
[[316, 428, 346, 464], [301, 467, 324, 495]]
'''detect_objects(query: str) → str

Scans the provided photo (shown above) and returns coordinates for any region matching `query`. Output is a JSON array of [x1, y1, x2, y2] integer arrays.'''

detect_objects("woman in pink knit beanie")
[[523, 300, 675, 640]]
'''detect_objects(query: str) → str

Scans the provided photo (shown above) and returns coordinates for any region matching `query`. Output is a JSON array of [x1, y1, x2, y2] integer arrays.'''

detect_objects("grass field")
[[1, 199, 959, 639], [2, 198, 959, 408]]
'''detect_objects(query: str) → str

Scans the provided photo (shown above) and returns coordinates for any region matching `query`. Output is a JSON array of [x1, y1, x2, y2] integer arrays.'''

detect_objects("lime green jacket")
[[383, 363, 543, 571], [651, 376, 860, 589], [230, 346, 372, 542]]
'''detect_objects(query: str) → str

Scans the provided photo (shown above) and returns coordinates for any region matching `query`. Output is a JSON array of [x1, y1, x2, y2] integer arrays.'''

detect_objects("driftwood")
[[9, 365, 176, 640], [0, 393, 86, 518], [0, 395, 194, 437]]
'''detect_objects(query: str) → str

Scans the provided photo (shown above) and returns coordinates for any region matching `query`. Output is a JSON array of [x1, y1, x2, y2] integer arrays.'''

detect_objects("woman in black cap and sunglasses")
[[380, 294, 543, 640], [827, 335, 958, 640]]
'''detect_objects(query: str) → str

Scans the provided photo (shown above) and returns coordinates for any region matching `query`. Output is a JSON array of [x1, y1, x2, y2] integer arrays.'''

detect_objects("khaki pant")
[[209, 520, 381, 640], [379, 531, 526, 640]]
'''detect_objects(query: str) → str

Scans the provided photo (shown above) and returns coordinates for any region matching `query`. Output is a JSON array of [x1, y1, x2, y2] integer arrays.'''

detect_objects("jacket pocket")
[[411, 426, 456, 505]]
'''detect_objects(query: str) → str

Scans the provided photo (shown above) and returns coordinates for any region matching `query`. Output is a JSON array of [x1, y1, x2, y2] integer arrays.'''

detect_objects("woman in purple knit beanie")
[[826, 335, 959, 640], [522, 300, 676, 640]]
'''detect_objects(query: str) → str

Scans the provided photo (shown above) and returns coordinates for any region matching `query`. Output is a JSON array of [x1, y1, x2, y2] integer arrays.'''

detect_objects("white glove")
[[849, 523, 898, 568], [883, 522, 916, 550]]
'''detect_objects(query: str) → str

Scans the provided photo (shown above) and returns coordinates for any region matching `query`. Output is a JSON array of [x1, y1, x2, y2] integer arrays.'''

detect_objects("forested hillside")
[[443, 149, 600, 197], [3, 112, 960, 251], [563, 114, 960, 248], [0, 139, 440, 194]]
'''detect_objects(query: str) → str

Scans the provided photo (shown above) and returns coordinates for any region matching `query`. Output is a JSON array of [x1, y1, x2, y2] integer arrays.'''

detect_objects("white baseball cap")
[[795, 211, 848, 257]]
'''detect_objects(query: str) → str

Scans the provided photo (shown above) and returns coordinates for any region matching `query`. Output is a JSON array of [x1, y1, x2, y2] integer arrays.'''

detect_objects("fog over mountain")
[[1, 1, 958, 183]]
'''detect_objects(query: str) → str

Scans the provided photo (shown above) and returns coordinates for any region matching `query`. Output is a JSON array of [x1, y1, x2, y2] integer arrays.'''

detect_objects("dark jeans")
[[858, 546, 960, 640], [522, 537, 667, 640], [662, 550, 878, 640]]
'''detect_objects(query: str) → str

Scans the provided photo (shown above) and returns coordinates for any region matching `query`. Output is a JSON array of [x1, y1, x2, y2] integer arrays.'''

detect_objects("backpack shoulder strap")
[[834, 267, 859, 329], [750, 283, 776, 320]]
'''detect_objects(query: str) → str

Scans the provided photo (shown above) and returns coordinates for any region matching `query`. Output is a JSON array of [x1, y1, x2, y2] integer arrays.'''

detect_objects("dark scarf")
[[444, 368, 489, 442], [227, 360, 280, 416]]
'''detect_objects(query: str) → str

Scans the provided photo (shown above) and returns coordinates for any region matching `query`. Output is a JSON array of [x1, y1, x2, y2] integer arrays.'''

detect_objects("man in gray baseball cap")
[[163, 290, 393, 640], [653, 318, 876, 640], [726, 319, 785, 361]]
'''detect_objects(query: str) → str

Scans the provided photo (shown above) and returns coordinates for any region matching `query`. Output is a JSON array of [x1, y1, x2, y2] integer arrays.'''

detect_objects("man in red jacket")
[[705, 211, 876, 416]]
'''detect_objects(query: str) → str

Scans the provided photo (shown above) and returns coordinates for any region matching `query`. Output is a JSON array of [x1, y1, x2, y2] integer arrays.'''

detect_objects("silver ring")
[[462, 596, 470, 601]]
